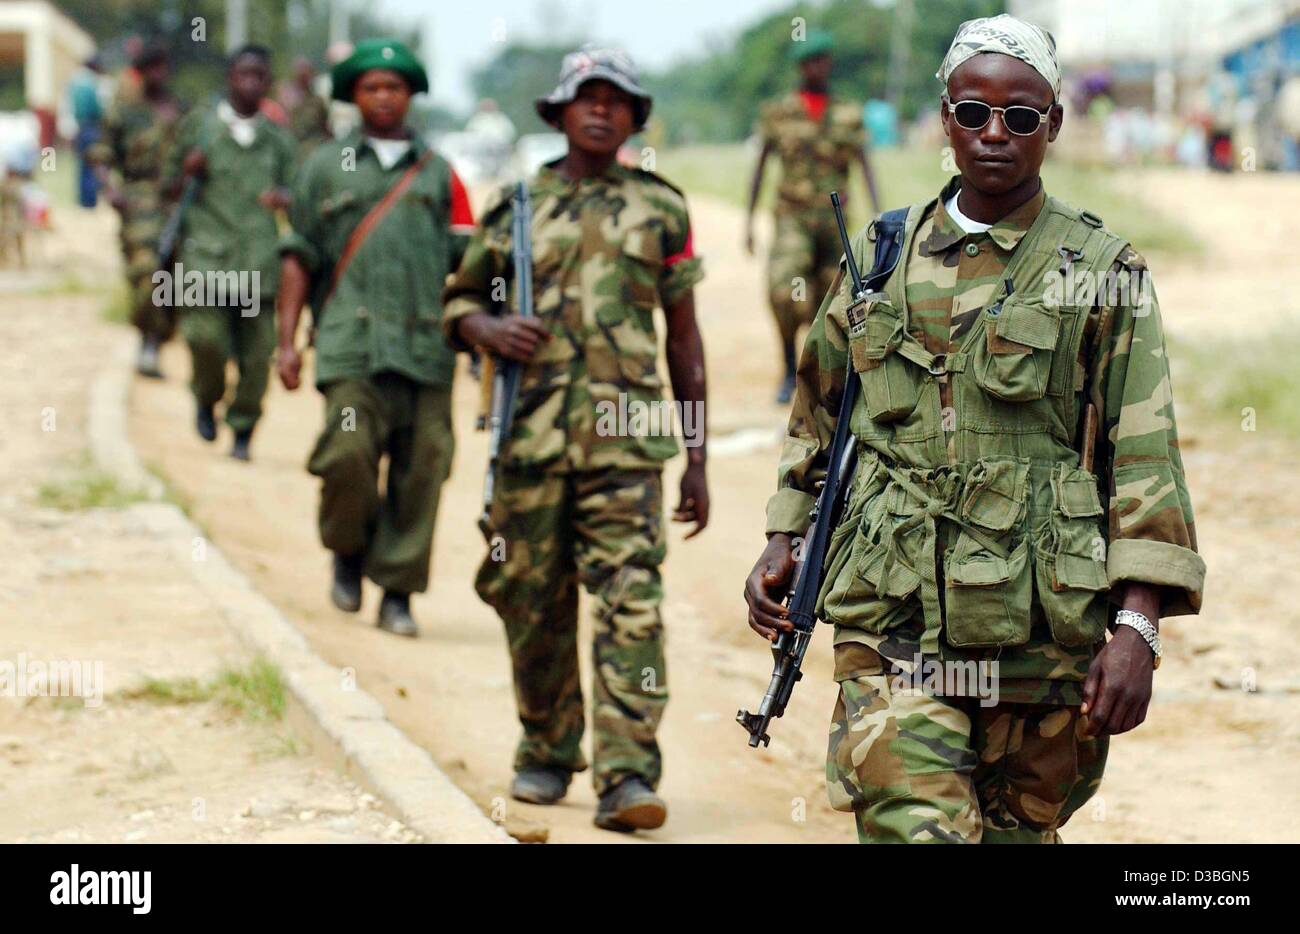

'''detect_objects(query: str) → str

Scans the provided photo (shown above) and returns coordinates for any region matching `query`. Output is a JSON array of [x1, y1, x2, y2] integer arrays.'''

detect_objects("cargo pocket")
[[944, 457, 1032, 648], [1035, 465, 1109, 646], [972, 296, 1061, 402], [846, 293, 921, 423]]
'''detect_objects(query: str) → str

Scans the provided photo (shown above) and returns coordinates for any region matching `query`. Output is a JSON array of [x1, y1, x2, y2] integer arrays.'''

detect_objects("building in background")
[[0, 0, 96, 148]]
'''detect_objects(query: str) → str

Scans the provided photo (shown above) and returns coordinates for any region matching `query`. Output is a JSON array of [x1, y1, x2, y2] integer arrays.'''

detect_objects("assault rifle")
[[478, 181, 534, 538], [737, 193, 906, 748]]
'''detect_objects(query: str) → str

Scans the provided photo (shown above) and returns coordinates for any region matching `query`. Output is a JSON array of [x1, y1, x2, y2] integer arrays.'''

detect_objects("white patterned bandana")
[[937, 14, 1060, 100]]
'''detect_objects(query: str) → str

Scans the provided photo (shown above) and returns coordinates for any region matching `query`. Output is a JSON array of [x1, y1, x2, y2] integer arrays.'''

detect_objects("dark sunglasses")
[[945, 97, 1051, 136]]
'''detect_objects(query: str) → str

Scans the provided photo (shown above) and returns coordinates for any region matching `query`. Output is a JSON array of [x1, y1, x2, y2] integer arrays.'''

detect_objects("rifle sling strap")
[[323, 149, 432, 310]]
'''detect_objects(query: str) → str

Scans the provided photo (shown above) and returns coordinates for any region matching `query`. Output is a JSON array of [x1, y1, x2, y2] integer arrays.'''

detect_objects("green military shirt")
[[766, 178, 1205, 704], [758, 93, 865, 216], [442, 161, 704, 473], [281, 130, 470, 388], [163, 102, 297, 298]]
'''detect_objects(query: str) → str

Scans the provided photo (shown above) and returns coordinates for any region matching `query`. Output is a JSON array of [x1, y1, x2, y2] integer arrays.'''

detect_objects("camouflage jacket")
[[442, 160, 704, 473], [766, 177, 1205, 704], [162, 103, 297, 297], [280, 130, 473, 388], [758, 92, 865, 216], [89, 89, 186, 185]]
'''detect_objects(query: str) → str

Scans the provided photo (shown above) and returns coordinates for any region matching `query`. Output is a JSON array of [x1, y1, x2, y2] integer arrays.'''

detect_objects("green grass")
[[38, 461, 151, 511], [1170, 331, 1300, 442], [99, 284, 131, 325], [120, 656, 288, 724], [656, 143, 1202, 259]]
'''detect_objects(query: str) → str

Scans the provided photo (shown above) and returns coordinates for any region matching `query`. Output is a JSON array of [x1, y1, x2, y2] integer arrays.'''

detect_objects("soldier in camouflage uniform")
[[746, 29, 880, 404], [277, 39, 475, 636], [744, 15, 1205, 843], [164, 45, 296, 460], [443, 47, 709, 833], [281, 57, 333, 155], [91, 43, 186, 377]]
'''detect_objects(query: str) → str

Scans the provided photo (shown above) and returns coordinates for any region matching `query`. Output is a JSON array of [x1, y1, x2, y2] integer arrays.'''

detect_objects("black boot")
[[377, 591, 418, 638], [195, 404, 217, 442], [230, 429, 252, 461], [137, 335, 163, 379], [510, 767, 572, 805], [776, 340, 797, 404], [330, 553, 363, 613], [594, 777, 666, 833]]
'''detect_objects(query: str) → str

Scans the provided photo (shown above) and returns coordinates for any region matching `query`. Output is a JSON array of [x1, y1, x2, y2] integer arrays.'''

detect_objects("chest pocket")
[[844, 289, 921, 422], [971, 294, 1062, 402]]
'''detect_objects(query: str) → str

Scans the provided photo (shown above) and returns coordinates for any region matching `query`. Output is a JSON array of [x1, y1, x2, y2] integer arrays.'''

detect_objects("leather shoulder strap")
[[323, 149, 433, 307]]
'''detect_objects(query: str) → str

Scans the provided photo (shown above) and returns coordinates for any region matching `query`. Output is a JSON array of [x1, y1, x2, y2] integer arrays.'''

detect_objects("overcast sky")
[[375, 0, 798, 112]]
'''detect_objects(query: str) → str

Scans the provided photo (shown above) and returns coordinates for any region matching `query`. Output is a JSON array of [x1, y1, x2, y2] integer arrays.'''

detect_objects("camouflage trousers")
[[307, 373, 454, 594], [119, 181, 174, 341], [827, 643, 1108, 844], [476, 467, 667, 795], [180, 304, 276, 434], [767, 209, 842, 350]]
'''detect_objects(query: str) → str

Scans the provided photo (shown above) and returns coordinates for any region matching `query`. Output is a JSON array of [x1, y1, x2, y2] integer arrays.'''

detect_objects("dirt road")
[[128, 169, 1300, 843]]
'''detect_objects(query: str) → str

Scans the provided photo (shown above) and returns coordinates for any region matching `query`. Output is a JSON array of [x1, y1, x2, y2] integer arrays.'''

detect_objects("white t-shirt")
[[217, 99, 259, 148], [367, 137, 411, 170], [944, 192, 992, 234]]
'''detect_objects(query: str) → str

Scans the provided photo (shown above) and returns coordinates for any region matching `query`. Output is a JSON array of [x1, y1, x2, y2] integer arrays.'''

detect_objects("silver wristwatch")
[[1113, 609, 1161, 669]]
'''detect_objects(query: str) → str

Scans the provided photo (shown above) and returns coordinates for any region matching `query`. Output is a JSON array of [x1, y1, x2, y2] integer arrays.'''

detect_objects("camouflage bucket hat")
[[535, 46, 653, 129]]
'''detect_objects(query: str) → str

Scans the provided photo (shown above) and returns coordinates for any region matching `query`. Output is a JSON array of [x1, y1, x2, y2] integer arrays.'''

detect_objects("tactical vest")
[[819, 196, 1129, 656]]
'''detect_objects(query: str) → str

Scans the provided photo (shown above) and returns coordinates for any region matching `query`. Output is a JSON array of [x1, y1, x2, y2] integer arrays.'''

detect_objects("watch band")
[[1114, 609, 1162, 668]]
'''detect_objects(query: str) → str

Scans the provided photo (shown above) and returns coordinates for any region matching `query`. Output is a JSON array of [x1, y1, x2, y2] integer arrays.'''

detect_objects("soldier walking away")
[[90, 42, 186, 378], [745, 29, 880, 404], [163, 45, 296, 461], [276, 39, 475, 636], [443, 47, 710, 833], [742, 14, 1205, 843]]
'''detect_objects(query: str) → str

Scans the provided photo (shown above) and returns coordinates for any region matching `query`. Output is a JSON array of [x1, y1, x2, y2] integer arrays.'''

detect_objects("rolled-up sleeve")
[[441, 199, 508, 353], [1092, 263, 1206, 616]]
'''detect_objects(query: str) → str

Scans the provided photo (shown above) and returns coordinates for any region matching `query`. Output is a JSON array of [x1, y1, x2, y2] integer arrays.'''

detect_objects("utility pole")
[[885, 0, 915, 106], [226, 0, 247, 52], [330, 0, 351, 47]]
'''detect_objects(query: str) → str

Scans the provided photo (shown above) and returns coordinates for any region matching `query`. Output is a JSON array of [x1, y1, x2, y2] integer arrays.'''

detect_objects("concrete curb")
[[91, 335, 511, 844]]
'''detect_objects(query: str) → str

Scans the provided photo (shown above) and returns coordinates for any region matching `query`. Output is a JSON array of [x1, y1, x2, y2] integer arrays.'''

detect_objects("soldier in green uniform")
[[743, 15, 1205, 843], [91, 43, 186, 378], [164, 45, 296, 460], [276, 39, 476, 636], [443, 47, 709, 833], [745, 29, 880, 404]]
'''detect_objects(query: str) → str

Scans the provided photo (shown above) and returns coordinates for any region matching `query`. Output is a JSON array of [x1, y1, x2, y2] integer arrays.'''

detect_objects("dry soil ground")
[[14, 165, 1298, 844]]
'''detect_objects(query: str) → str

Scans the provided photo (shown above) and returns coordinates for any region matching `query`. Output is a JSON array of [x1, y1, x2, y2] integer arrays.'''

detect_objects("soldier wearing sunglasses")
[[745, 15, 1204, 844]]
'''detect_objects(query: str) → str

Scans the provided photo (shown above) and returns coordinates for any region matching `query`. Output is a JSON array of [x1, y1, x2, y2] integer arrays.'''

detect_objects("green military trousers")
[[180, 304, 276, 434], [767, 209, 842, 349], [826, 643, 1108, 843], [476, 467, 668, 795], [307, 373, 454, 595], [121, 180, 175, 341]]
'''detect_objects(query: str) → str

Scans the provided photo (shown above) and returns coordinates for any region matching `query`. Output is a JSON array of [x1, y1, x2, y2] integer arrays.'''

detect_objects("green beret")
[[331, 38, 428, 101], [790, 29, 834, 63]]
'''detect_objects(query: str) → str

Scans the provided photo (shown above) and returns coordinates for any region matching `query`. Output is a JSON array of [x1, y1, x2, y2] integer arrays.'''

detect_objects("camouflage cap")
[[535, 46, 652, 129]]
